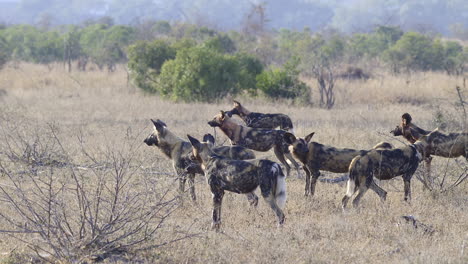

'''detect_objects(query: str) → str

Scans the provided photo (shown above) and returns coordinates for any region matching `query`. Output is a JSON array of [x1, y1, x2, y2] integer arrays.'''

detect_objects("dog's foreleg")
[[309, 170, 321, 196], [188, 173, 196, 201], [403, 173, 412, 202], [211, 190, 224, 231], [246, 192, 259, 207], [303, 166, 311, 196], [285, 152, 302, 179]]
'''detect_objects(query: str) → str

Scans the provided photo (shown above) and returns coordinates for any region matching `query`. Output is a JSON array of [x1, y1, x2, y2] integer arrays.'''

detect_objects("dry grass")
[[0, 63, 467, 263]]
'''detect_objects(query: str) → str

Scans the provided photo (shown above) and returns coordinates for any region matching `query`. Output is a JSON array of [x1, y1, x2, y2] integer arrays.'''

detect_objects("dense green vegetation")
[[0, 21, 466, 103]]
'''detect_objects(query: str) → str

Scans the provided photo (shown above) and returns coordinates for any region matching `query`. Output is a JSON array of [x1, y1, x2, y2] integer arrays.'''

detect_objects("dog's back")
[[245, 112, 293, 131], [428, 131, 467, 158], [306, 142, 368, 173], [349, 146, 420, 181]]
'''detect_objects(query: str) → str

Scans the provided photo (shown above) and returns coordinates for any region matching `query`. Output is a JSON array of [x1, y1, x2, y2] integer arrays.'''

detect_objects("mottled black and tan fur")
[[202, 133, 256, 160], [225, 100, 294, 132], [208, 111, 301, 178], [144, 120, 259, 201], [422, 129, 467, 160], [284, 132, 393, 196], [341, 138, 429, 209], [187, 135, 287, 231], [390, 113, 466, 187], [390, 113, 431, 144]]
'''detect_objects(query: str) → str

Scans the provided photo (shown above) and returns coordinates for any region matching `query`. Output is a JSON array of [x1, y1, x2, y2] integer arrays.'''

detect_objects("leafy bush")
[[384, 32, 442, 72], [127, 40, 176, 92], [256, 58, 310, 103], [157, 46, 244, 102]]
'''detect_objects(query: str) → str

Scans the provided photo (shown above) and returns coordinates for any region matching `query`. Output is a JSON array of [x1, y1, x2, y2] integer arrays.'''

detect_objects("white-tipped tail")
[[344, 177, 355, 198], [273, 163, 287, 209]]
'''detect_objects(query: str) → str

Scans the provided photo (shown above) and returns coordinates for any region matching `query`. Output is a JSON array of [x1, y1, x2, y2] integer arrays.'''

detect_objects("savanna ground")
[[0, 63, 467, 263]]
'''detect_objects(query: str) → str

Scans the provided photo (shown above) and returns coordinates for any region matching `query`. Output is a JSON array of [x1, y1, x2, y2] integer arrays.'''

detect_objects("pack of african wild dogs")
[[144, 100, 468, 231]]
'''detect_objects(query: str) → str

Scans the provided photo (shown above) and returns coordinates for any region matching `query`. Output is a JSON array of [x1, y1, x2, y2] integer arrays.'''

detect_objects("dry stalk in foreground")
[[0, 123, 191, 263]]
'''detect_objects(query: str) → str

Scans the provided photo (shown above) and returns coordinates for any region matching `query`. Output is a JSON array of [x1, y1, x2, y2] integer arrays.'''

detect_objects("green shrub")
[[158, 46, 243, 102], [127, 40, 176, 92], [256, 59, 310, 103]]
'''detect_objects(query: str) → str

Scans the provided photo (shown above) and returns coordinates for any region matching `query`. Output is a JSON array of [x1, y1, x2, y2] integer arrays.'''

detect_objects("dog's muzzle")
[[207, 121, 219, 127]]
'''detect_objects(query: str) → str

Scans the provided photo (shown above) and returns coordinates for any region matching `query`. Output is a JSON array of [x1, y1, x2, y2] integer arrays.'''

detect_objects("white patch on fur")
[[344, 178, 355, 198], [273, 163, 287, 209]]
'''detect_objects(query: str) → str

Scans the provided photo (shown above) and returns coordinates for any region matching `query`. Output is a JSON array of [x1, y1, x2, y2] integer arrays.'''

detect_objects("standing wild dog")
[[201, 133, 256, 160], [421, 128, 467, 160], [284, 132, 393, 196], [144, 120, 258, 201], [208, 111, 301, 178], [187, 135, 287, 231], [225, 100, 294, 132], [341, 137, 430, 209]]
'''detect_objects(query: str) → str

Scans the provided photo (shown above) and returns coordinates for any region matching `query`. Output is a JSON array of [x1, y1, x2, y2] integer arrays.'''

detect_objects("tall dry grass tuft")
[[0, 63, 466, 263]]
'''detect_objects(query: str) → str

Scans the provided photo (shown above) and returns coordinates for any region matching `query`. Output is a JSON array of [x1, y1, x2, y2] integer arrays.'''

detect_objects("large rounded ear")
[[402, 113, 412, 125], [156, 119, 167, 127], [202, 133, 215, 145], [151, 119, 165, 133], [187, 135, 201, 150], [304, 132, 315, 143], [233, 100, 241, 107], [284, 132, 297, 145], [220, 110, 226, 119]]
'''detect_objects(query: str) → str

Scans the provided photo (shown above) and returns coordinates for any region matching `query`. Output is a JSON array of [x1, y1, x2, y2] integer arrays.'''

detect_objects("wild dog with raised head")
[[390, 113, 466, 188], [208, 111, 301, 178], [225, 100, 294, 132], [284, 132, 393, 196], [390, 113, 431, 143], [341, 138, 429, 209], [144, 120, 259, 201], [187, 135, 286, 231]]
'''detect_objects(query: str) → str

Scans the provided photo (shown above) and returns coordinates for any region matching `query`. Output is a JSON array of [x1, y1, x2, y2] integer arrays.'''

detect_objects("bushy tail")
[[344, 156, 361, 198], [273, 163, 287, 209]]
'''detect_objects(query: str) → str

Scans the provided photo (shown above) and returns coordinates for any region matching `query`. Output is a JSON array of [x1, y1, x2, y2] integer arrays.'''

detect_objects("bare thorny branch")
[[0, 122, 187, 263]]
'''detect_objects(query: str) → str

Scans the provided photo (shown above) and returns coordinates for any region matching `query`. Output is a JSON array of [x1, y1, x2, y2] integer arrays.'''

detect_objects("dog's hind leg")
[[263, 193, 285, 226], [352, 184, 369, 208], [274, 145, 291, 177], [369, 180, 387, 202]]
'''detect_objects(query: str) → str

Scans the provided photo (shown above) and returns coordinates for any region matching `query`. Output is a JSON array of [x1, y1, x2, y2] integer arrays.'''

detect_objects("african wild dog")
[[341, 137, 429, 209], [144, 120, 260, 201], [225, 100, 294, 132], [202, 133, 256, 160], [208, 111, 301, 178], [187, 135, 287, 231], [421, 128, 467, 160], [390, 113, 431, 143], [284, 132, 393, 196], [390, 113, 462, 189]]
